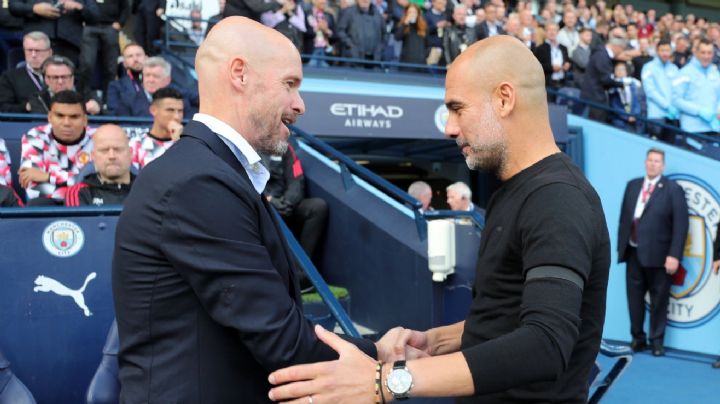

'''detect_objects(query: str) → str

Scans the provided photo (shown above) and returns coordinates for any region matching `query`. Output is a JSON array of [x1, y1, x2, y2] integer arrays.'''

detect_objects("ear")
[[229, 56, 248, 92], [149, 103, 157, 118], [495, 81, 516, 119]]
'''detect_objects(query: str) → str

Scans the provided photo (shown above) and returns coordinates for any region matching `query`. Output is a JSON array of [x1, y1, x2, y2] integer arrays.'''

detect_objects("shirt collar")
[[192, 113, 268, 194], [644, 175, 661, 188]]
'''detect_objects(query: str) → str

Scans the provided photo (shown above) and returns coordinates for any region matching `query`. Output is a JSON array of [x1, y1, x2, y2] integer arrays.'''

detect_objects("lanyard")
[[26, 66, 43, 91]]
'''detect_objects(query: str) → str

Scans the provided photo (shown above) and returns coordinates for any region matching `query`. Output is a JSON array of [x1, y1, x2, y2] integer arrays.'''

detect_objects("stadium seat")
[[85, 321, 120, 404], [0, 349, 36, 404]]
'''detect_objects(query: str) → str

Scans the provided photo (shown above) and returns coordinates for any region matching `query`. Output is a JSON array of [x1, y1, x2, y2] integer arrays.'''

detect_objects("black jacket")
[[64, 173, 134, 207], [112, 120, 376, 403], [9, 0, 100, 49], [223, 0, 281, 22], [475, 20, 505, 41], [261, 145, 305, 217], [0, 66, 44, 113], [580, 47, 623, 104], [89, 0, 129, 26], [618, 176, 689, 267], [443, 24, 475, 65], [534, 42, 570, 86]]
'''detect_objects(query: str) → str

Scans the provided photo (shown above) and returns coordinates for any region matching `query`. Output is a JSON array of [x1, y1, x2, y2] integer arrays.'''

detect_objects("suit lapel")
[[181, 120, 302, 302], [642, 177, 664, 214]]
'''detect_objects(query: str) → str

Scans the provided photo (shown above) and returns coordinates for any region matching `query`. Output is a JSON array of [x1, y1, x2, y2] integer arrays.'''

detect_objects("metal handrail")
[[423, 209, 485, 231], [271, 208, 360, 337], [547, 88, 718, 145]]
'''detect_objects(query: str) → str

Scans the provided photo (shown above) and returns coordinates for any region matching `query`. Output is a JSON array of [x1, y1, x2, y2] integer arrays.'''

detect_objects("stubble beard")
[[461, 106, 507, 176]]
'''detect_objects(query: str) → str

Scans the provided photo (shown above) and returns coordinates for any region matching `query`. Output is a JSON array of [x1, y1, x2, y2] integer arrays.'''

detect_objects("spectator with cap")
[[28, 55, 101, 115], [0, 31, 52, 112]]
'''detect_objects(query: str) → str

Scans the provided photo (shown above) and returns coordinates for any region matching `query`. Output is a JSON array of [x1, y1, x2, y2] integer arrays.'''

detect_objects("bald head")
[[195, 17, 305, 155], [444, 36, 558, 180], [448, 36, 547, 113], [92, 125, 132, 183]]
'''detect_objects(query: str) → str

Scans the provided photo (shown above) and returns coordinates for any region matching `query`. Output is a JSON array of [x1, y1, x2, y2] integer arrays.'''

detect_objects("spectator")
[[129, 87, 183, 169], [475, 2, 504, 41], [618, 148, 688, 357], [709, 25, 720, 66], [394, 4, 427, 68], [205, 0, 226, 37], [0, 137, 22, 207], [590, 20, 609, 51], [578, 6, 595, 30], [443, 5, 475, 65], [188, 9, 204, 46], [28, 55, 102, 115], [114, 56, 190, 117], [535, 23, 570, 92], [336, 0, 386, 65], [673, 38, 720, 135], [261, 0, 308, 52], [607, 62, 641, 131], [571, 27, 592, 88], [673, 35, 690, 68], [106, 43, 146, 115], [631, 37, 653, 81], [636, 12, 652, 39], [9, 0, 100, 66], [20, 90, 94, 204], [131, 0, 165, 55], [581, 28, 627, 123], [304, 0, 335, 68], [557, 7, 579, 54], [642, 39, 679, 143], [408, 180, 432, 211], [261, 143, 329, 272], [503, 12, 522, 42], [626, 23, 639, 49], [0, 31, 51, 112], [446, 181, 474, 211], [65, 124, 134, 207], [79, 0, 129, 96], [224, 0, 284, 22], [424, 0, 448, 65]]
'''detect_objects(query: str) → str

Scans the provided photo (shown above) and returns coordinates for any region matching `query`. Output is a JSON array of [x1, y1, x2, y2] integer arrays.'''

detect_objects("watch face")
[[387, 368, 413, 394]]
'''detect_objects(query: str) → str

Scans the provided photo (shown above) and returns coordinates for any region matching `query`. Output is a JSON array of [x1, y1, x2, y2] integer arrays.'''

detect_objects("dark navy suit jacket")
[[112, 120, 376, 403], [107, 77, 194, 117], [617, 176, 689, 268]]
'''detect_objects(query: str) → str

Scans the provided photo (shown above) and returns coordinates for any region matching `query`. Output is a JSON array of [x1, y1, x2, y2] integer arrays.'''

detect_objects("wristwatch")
[[386, 360, 414, 400]]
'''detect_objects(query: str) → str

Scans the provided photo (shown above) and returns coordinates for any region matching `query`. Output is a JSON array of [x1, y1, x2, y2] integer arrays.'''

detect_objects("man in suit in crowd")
[[112, 17, 382, 403], [581, 27, 627, 123], [534, 22, 570, 93], [9, 0, 100, 66], [0, 31, 52, 112], [106, 43, 146, 115], [618, 148, 688, 357], [474, 2, 504, 41]]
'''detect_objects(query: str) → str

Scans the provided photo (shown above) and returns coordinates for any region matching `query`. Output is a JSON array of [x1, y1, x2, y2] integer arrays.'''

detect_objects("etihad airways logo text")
[[330, 103, 404, 129]]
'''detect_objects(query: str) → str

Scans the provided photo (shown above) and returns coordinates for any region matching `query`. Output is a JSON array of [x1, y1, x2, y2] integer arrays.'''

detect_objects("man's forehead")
[[52, 103, 84, 113]]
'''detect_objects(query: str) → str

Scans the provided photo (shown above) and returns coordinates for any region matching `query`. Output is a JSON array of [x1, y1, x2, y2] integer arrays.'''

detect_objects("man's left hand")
[[86, 99, 101, 115], [665, 256, 679, 275], [62, 0, 84, 11], [268, 325, 376, 403], [18, 167, 49, 188]]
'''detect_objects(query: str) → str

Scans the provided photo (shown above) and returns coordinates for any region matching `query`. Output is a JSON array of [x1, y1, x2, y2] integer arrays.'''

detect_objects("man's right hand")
[[168, 120, 184, 141], [713, 259, 720, 274], [375, 327, 432, 362], [33, 3, 61, 18]]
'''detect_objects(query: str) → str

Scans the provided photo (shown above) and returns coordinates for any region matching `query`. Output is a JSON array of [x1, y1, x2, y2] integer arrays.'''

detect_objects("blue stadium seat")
[[85, 321, 120, 404], [556, 87, 585, 115], [0, 349, 36, 404]]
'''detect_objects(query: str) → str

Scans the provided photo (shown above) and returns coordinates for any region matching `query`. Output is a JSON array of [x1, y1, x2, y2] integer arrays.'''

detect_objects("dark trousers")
[[648, 118, 679, 144], [625, 247, 673, 346], [51, 39, 80, 67], [80, 25, 120, 96], [133, 10, 163, 55], [283, 198, 328, 262]]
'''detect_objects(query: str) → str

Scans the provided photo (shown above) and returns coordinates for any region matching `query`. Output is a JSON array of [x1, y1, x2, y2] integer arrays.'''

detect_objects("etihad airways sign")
[[297, 92, 446, 139]]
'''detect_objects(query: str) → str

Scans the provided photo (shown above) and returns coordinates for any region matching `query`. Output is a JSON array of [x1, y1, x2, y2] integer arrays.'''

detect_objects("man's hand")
[[18, 167, 50, 188], [563, 61, 571, 71], [168, 120, 183, 141], [665, 256, 679, 275], [62, 0, 84, 11], [112, 22, 122, 30], [32, 3, 61, 18], [375, 327, 431, 362], [268, 325, 377, 403], [156, 8, 164, 17], [552, 64, 561, 72], [86, 99, 101, 115], [713, 260, 720, 274]]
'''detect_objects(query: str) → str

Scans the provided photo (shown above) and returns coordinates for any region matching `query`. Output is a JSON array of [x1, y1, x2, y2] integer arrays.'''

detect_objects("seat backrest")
[[85, 321, 120, 404], [0, 349, 36, 404]]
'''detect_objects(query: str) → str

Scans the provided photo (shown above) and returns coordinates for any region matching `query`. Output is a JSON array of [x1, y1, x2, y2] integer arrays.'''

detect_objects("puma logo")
[[33, 273, 97, 317]]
